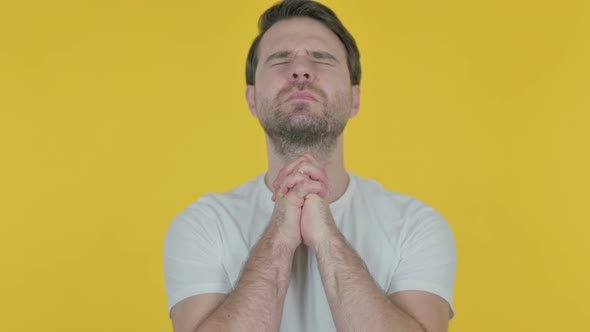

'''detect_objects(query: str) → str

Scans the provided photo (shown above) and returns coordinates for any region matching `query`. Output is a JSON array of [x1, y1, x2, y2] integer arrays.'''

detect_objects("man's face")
[[246, 17, 360, 158]]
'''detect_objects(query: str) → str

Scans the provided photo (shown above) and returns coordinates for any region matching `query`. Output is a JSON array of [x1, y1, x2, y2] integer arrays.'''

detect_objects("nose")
[[288, 58, 315, 83], [292, 72, 311, 81]]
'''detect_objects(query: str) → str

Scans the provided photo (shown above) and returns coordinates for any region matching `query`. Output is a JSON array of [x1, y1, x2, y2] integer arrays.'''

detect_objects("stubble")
[[257, 83, 351, 161]]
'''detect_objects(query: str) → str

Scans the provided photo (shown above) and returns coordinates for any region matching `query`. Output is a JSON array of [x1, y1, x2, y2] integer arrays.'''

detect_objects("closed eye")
[[271, 61, 290, 66], [310, 51, 338, 63]]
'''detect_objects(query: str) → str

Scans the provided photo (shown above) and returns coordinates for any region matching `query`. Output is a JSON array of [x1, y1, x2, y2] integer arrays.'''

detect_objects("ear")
[[246, 85, 257, 117], [350, 85, 360, 118]]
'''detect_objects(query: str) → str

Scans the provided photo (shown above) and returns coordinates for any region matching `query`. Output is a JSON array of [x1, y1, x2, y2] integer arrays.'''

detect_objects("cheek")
[[256, 85, 277, 104], [257, 79, 283, 101]]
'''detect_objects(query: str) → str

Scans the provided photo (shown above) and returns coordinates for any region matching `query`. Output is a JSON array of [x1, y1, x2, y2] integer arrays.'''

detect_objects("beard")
[[257, 82, 351, 160]]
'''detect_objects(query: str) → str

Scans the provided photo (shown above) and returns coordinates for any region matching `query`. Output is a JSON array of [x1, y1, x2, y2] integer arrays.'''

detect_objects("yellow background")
[[1, 0, 588, 330]]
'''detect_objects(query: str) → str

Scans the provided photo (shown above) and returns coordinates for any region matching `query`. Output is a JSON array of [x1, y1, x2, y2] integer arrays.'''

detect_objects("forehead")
[[257, 17, 347, 60]]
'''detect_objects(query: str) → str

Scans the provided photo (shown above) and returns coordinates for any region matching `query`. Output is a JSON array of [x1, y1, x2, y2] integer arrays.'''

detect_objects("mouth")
[[286, 91, 318, 102]]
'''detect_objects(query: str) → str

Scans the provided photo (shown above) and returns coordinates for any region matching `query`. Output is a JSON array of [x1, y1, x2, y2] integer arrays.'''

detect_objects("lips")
[[286, 91, 318, 102]]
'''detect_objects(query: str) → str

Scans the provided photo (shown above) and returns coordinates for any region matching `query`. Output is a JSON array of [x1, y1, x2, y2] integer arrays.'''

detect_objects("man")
[[164, 1, 457, 331]]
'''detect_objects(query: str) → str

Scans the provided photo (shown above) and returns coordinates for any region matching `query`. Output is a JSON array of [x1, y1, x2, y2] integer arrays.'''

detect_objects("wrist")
[[308, 222, 340, 255], [265, 222, 300, 256]]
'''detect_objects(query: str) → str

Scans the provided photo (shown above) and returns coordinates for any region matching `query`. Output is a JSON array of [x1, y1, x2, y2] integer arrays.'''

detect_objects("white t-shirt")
[[164, 172, 457, 331]]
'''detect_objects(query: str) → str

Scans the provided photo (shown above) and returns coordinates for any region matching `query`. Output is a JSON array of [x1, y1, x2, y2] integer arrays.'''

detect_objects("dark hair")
[[245, 0, 361, 85]]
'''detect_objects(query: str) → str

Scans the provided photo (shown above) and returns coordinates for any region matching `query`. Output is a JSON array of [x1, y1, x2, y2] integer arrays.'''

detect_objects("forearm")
[[197, 224, 294, 332], [314, 227, 425, 332]]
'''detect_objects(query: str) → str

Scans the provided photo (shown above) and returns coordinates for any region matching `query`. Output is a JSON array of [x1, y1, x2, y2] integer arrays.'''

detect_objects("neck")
[[264, 135, 349, 203]]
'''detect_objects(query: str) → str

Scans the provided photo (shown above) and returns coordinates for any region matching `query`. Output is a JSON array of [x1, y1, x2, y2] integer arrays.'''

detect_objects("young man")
[[164, 1, 456, 331]]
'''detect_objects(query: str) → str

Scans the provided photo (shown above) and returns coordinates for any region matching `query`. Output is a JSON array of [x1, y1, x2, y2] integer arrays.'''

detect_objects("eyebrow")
[[264, 50, 340, 64]]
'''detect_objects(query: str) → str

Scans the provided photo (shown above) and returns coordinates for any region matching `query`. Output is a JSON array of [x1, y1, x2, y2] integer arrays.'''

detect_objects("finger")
[[288, 178, 326, 200], [282, 174, 329, 200], [271, 154, 323, 193], [278, 188, 305, 208], [273, 165, 308, 201], [301, 177, 330, 200], [295, 160, 329, 187], [272, 156, 307, 192], [273, 160, 329, 201], [277, 171, 309, 198]]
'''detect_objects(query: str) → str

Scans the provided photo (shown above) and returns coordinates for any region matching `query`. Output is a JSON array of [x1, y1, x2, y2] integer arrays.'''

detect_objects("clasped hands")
[[270, 154, 335, 252]]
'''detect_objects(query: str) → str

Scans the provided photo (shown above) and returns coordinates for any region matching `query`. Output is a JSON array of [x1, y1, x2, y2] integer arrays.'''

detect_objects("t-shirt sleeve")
[[387, 203, 457, 318], [163, 202, 232, 315]]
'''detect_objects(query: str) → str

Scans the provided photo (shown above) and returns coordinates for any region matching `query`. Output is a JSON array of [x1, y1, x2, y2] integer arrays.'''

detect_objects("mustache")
[[276, 82, 327, 100]]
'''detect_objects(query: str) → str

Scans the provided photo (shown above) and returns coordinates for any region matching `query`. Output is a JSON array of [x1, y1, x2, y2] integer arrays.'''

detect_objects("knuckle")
[[297, 175, 308, 185], [283, 192, 299, 204], [296, 185, 306, 196], [302, 178, 311, 188]]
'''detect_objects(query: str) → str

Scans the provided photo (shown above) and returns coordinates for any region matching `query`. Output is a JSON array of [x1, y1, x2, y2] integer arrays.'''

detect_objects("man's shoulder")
[[187, 173, 265, 207], [349, 172, 447, 225], [173, 173, 270, 224], [350, 173, 420, 208]]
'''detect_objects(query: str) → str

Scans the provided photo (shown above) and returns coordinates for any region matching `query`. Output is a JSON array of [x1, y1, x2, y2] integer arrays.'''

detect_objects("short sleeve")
[[387, 204, 457, 318], [163, 203, 232, 315]]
